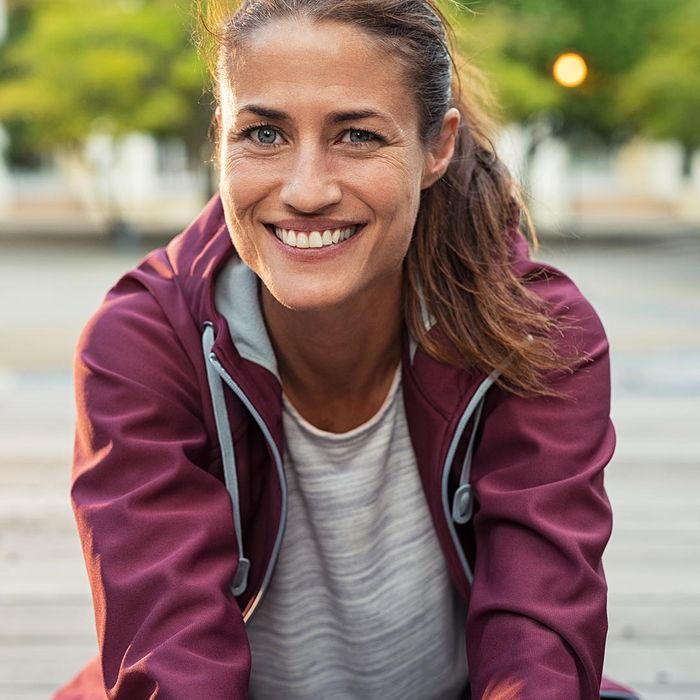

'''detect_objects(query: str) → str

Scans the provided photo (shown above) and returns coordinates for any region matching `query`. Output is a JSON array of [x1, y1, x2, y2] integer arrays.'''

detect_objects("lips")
[[269, 224, 362, 249]]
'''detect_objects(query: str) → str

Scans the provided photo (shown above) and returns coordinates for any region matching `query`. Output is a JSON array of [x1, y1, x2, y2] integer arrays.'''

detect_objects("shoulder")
[[475, 239, 615, 466], [77, 247, 177, 360], [521, 253, 610, 380], [74, 248, 203, 418], [476, 254, 615, 482], [506, 227, 609, 368]]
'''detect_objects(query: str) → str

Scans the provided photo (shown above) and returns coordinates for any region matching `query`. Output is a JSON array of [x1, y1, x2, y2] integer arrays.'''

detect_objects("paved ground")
[[0, 234, 699, 699], [539, 236, 700, 699]]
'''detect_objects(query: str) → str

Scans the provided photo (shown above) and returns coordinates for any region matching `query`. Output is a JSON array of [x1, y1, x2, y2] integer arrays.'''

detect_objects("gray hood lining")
[[214, 258, 280, 380]]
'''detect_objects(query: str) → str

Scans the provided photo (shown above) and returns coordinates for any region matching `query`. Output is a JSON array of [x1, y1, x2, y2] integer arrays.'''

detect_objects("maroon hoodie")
[[56, 196, 624, 699]]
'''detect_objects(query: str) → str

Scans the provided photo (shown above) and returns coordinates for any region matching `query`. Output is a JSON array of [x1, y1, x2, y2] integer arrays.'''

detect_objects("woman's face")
[[218, 18, 455, 313]]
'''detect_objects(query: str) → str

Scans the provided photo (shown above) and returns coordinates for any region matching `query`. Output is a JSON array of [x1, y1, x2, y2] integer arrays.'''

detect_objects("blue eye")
[[346, 129, 375, 143], [253, 126, 279, 145]]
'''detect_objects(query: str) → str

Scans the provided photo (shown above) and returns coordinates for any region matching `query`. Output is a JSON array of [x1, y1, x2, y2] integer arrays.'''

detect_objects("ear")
[[421, 107, 461, 189]]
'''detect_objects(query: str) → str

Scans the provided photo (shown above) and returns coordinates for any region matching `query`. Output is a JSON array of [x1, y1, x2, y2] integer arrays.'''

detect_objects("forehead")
[[219, 18, 417, 126]]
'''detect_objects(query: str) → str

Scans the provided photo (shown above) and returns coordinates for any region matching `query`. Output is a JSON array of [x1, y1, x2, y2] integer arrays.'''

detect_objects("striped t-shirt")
[[246, 366, 469, 699]]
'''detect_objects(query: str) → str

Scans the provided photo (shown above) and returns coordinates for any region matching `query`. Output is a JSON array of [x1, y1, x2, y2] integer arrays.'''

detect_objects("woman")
[[56, 1, 632, 698]]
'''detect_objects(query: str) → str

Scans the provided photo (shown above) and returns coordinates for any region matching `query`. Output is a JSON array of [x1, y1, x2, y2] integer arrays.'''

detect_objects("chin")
[[267, 282, 351, 313]]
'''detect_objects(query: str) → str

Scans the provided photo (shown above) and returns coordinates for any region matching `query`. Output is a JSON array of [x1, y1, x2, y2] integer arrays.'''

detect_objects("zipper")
[[206, 345, 288, 625], [206, 315, 495, 614], [440, 370, 500, 586]]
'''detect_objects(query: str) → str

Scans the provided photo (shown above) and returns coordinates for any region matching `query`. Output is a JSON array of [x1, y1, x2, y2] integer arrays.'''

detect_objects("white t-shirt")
[[247, 366, 469, 699]]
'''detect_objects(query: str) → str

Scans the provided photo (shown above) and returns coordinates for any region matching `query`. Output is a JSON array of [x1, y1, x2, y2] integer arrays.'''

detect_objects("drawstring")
[[202, 323, 250, 597], [451, 370, 499, 525], [451, 397, 485, 524], [203, 316, 495, 593]]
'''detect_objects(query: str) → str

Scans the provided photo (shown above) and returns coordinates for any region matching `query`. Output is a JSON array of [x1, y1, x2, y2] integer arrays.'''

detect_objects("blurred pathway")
[[539, 236, 700, 700], [0, 235, 699, 698]]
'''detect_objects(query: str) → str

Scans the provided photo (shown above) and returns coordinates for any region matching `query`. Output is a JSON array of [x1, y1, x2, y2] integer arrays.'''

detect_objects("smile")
[[272, 225, 361, 249]]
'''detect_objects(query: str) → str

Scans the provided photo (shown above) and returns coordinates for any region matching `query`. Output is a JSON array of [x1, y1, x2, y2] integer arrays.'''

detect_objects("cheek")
[[221, 154, 275, 214], [349, 163, 421, 272], [376, 163, 424, 266], [347, 156, 423, 219], [219, 161, 281, 267], [219, 158, 272, 268]]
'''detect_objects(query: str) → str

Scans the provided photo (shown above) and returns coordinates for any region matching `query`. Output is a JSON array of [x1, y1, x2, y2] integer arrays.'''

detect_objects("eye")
[[244, 125, 281, 146], [342, 129, 379, 144], [251, 126, 279, 146]]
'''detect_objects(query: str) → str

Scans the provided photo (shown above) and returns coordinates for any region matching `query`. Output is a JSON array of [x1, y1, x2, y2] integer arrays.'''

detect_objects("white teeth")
[[273, 225, 359, 249]]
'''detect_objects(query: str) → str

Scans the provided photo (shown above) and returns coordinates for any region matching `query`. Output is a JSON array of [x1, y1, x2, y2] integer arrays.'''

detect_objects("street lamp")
[[552, 52, 588, 88]]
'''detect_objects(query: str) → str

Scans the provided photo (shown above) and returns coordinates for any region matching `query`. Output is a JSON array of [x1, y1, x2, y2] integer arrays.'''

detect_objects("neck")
[[261, 280, 403, 431]]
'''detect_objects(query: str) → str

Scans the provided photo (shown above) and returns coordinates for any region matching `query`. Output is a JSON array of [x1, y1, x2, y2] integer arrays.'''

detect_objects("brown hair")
[[196, 0, 575, 398]]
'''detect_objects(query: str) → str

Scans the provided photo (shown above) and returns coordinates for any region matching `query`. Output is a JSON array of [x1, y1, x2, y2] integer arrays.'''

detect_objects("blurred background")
[[0, 0, 698, 698]]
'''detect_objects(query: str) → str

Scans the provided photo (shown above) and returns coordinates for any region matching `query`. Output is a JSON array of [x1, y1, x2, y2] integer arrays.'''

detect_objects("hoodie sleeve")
[[466, 282, 615, 700], [70, 279, 251, 699]]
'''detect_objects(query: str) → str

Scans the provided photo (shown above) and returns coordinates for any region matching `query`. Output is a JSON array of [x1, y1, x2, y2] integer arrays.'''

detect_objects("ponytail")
[[405, 87, 575, 398]]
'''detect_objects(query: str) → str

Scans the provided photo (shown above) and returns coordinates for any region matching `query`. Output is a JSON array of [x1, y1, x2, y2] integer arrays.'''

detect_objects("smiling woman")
[[203, 0, 569, 404], [53, 2, 635, 700], [217, 19, 437, 325]]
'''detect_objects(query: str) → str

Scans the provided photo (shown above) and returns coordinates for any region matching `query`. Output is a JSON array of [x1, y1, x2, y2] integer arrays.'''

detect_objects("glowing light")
[[552, 52, 588, 88]]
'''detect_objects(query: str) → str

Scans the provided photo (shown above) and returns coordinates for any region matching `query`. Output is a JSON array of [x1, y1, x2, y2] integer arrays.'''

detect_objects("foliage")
[[616, 2, 700, 150], [0, 0, 211, 154], [0, 0, 699, 154], [443, 0, 696, 145], [444, 3, 562, 125]]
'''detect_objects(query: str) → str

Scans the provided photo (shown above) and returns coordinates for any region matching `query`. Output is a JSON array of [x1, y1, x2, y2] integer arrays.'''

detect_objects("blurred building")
[[1, 126, 698, 241], [498, 128, 700, 237], [0, 131, 212, 240]]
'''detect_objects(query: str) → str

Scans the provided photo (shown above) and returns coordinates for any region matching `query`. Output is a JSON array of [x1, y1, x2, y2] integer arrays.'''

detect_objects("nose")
[[280, 145, 342, 213]]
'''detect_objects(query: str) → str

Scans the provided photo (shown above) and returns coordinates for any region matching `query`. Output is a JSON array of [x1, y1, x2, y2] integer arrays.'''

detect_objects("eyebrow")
[[238, 105, 288, 121], [237, 104, 392, 125], [329, 110, 385, 124]]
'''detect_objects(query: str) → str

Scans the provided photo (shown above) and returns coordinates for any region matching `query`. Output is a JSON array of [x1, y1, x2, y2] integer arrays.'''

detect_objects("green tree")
[[443, 2, 562, 125], [445, 0, 694, 144], [0, 0, 210, 158], [2, 0, 698, 160], [617, 1, 700, 154]]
